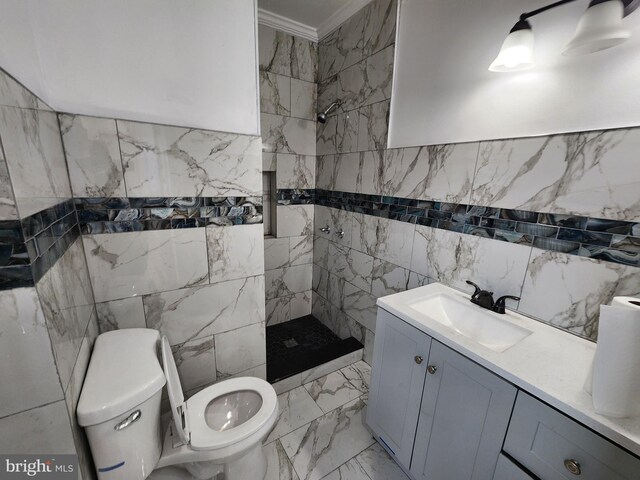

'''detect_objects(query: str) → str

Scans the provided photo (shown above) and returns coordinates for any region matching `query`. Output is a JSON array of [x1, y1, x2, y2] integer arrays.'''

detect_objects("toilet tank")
[[77, 329, 167, 480]]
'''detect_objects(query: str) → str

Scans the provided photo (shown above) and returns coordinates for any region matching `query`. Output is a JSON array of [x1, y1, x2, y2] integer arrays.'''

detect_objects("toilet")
[[77, 329, 279, 480]]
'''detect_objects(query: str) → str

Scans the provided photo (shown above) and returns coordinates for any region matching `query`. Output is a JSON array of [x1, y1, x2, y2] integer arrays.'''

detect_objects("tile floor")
[[264, 360, 410, 480]]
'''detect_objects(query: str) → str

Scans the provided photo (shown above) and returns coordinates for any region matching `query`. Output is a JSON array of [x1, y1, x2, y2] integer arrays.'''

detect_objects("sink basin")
[[408, 293, 532, 352]]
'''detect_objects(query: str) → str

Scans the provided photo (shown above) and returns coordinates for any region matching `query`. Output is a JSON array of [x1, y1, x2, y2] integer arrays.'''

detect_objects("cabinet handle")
[[427, 365, 438, 374], [564, 459, 581, 475], [414, 355, 423, 364]]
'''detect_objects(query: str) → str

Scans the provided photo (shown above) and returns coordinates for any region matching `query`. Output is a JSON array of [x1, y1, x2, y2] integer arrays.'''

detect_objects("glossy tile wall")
[[313, 0, 640, 363], [0, 69, 99, 480], [63, 113, 268, 388], [259, 25, 317, 325]]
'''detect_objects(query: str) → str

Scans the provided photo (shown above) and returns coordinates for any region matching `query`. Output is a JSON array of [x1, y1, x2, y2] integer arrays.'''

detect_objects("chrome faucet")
[[466, 280, 520, 314]]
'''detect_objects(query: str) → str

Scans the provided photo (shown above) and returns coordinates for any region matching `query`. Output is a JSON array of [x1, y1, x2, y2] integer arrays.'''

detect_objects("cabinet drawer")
[[504, 392, 640, 480], [493, 454, 534, 480]]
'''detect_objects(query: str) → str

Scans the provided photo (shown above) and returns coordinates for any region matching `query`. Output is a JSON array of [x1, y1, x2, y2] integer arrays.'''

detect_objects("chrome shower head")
[[317, 101, 341, 123]]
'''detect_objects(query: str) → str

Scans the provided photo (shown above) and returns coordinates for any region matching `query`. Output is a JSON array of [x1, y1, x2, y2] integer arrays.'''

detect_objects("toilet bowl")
[[77, 329, 279, 480]]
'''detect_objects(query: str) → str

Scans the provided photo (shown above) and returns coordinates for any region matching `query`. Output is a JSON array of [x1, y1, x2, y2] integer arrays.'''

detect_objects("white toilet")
[[77, 329, 279, 480]]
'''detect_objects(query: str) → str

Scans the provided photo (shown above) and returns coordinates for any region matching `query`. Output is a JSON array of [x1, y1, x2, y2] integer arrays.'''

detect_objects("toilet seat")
[[160, 336, 278, 452], [186, 377, 277, 451]]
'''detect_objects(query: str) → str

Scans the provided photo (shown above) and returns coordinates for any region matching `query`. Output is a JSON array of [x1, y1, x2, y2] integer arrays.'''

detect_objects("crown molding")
[[316, 0, 372, 41], [257, 8, 318, 42], [258, 0, 372, 43]]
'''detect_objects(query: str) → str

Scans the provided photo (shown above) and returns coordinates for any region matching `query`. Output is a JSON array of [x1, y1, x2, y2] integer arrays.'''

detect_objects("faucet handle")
[[466, 280, 486, 299], [492, 295, 521, 314]]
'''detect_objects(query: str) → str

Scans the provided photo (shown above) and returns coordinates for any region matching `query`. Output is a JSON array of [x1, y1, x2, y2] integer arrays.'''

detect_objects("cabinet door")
[[410, 341, 517, 480], [366, 308, 432, 469], [493, 454, 535, 480]]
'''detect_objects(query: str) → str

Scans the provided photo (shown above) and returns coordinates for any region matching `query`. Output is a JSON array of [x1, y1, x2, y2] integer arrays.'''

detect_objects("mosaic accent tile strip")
[[75, 196, 263, 234], [281, 189, 640, 268], [0, 199, 78, 290], [277, 189, 315, 205]]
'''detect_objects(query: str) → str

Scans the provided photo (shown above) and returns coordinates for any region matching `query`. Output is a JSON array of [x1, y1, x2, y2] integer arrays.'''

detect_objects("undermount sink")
[[407, 293, 532, 353]]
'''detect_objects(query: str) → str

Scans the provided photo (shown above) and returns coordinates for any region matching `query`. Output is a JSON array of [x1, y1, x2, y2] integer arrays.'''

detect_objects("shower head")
[[317, 101, 341, 123]]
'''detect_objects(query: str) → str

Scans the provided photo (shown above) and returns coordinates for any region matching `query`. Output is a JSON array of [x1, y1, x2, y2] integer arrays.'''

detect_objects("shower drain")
[[283, 338, 299, 348]]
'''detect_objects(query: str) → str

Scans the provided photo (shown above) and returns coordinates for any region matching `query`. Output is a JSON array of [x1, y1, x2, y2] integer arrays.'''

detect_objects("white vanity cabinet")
[[367, 308, 433, 468], [410, 341, 517, 480]]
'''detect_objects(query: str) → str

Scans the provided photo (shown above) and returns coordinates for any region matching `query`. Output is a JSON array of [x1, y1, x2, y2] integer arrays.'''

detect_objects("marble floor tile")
[[340, 361, 372, 393], [281, 397, 375, 480], [354, 442, 410, 480], [304, 371, 365, 413], [321, 459, 371, 480], [265, 386, 324, 444], [265, 439, 300, 480]]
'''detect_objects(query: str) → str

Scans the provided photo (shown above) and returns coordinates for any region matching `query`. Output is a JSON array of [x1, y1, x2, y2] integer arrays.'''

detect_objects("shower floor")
[[266, 315, 363, 383]]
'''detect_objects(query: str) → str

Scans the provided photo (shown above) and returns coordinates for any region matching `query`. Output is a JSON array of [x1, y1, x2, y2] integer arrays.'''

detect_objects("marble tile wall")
[[70, 111, 269, 389], [0, 68, 98, 479], [312, 0, 640, 359], [259, 25, 318, 325]]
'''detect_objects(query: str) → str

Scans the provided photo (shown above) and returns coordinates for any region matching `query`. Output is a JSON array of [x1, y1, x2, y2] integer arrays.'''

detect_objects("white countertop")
[[377, 283, 640, 457]]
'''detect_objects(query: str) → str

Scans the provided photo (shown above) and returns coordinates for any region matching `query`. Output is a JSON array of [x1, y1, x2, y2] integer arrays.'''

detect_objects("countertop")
[[377, 283, 640, 457]]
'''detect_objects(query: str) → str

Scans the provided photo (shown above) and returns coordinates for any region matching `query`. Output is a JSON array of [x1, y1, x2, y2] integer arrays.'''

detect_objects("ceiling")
[[257, 0, 371, 42]]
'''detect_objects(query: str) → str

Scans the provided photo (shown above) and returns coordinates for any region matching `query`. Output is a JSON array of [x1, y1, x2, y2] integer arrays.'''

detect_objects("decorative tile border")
[[0, 199, 79, 290], [279, 189, 639, 268], [277, 189, 315, 205], [75, 196, 263, 234]]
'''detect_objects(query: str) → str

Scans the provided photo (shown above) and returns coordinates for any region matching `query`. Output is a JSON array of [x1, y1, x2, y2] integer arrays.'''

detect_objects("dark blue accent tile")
[[585, 218, 638, 235], [539, 213, 588, 230], [416, 217, 437, 227], [171, 218, 206, 229], [611, 235, 640, 253], [501, 209, 539, 223], [467, 206, 500, 218], [438, 220, 465, 233], [77, 209, 109, 223], [464, 225, 495, 238], [0, 265, 34, 290], [426, 209, 452, 220], [533, 237, 580, 254], [494, 229, 534, 245], [577, 245, 640, 267], [557, 228, 613, 247], [516, 223, 558, 238]]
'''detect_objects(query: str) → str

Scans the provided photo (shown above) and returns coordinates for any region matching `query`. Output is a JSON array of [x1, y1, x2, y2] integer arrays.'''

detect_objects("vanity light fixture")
[[489, 0, 638, 72]]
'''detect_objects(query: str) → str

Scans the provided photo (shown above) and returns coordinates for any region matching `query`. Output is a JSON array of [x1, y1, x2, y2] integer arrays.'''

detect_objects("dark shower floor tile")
[[266, 315, 363, 383]]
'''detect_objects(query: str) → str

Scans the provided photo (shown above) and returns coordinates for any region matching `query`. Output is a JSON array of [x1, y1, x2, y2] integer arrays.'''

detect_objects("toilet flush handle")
[[114, 410, 142, 431]]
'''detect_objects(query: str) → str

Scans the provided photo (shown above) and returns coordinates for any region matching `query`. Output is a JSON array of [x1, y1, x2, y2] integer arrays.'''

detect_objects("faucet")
[[465, 280, 520, 314], [466, 280, 494, 310], [492, 295, 521, 314]]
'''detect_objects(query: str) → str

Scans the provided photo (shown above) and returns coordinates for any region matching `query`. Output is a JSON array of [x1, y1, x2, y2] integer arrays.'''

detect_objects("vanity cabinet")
[[367, 309, 516, 478], [505, 392, 640, 480], [367, 308, 433, 467], [410, 341, 517, 480]]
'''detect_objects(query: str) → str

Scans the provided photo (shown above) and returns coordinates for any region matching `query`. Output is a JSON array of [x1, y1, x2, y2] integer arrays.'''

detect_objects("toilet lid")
[[160, 336, 189, 444]]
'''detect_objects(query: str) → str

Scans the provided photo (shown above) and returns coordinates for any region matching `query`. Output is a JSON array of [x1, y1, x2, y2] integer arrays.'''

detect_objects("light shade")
[[563, 0, 631, 56], [489, 22, 535, 72]]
